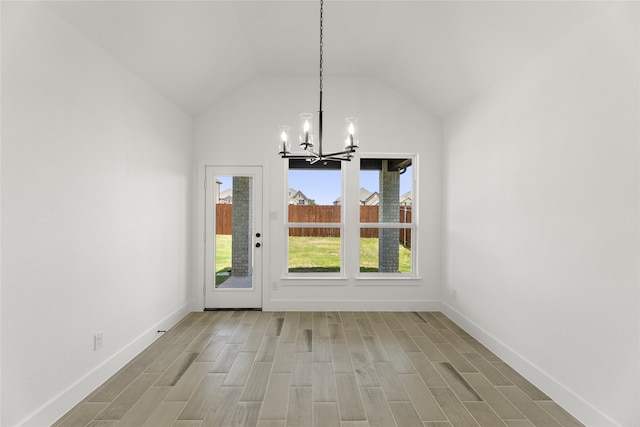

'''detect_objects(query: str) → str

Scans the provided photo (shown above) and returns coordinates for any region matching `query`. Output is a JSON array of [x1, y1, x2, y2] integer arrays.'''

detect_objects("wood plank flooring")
[[54, 311, 583, 427]]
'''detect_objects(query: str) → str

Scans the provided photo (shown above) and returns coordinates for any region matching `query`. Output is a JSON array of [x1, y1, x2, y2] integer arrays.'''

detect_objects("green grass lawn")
[[288, 236, 342, 272], [216, 235, 411, 280], [288, 236, 411, 273], [215, 235, 232, 286]]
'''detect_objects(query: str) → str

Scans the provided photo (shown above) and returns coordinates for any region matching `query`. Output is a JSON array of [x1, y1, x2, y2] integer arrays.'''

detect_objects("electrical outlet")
[[94, 332, 104, 351]]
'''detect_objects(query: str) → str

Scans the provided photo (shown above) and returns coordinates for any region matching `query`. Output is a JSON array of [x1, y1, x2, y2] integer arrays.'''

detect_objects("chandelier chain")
[[278, 0, 358, 163], [319, 0, 323, 93]]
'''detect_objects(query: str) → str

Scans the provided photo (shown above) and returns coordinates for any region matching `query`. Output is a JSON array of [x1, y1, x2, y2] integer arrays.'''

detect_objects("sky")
[[217, 165, 412, 205], [289, 166, 413, 205]]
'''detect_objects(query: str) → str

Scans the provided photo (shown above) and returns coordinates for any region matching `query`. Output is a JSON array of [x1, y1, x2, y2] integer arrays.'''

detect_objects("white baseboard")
[[440, 302, 619, 427], [18, 300, 196, 427], [264, 299, 441, 312], [21, 300, 614, 427]]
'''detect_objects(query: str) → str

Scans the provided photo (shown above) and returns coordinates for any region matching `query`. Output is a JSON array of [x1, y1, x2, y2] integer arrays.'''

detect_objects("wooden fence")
[[217, 204, 412, 248], [356, 207, 412, 250], [216, 204, 233, 235], [288, 205, 341, 238], [399, 207, 412, 249]]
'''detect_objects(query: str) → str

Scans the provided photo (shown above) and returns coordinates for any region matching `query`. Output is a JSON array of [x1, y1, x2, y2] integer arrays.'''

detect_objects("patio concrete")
[[217, 275, 252, 289]]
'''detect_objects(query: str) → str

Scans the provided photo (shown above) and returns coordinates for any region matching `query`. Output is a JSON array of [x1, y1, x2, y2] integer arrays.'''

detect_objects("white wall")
[[1, 3, 194, 426], [194, 75, 442, 311], [443, 4, 639, 426]]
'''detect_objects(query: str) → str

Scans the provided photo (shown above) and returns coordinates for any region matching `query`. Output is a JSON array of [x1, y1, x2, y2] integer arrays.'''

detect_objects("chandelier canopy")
[[278, 0, 359, 164]]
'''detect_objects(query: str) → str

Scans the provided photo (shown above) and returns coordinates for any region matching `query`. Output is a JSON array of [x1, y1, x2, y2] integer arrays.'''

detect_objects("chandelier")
[[278, 0, 359, 164]]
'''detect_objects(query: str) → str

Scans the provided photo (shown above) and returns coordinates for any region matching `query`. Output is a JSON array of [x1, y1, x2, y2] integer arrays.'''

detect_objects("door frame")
[[196, 159, 268, 310]]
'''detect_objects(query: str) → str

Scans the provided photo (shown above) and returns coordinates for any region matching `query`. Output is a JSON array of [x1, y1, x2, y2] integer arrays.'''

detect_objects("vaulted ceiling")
[[45, 1, 606, 117]]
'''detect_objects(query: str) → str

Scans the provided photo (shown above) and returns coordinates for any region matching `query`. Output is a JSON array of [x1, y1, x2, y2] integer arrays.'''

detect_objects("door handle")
[[255, 243, 261, 248]]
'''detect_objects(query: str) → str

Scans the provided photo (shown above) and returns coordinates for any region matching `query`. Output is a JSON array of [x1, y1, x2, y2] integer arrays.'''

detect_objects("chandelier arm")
[[322, 148, 357, 157], [279, 146, 319, 158], [280, 153, 352, 160], [279, 154, 320, 160], [323, 156, 353, 162]]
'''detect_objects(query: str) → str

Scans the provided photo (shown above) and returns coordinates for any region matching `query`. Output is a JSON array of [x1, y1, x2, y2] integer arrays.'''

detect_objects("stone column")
[[379, 161, 400, 272], [232, 177, 253, 276]]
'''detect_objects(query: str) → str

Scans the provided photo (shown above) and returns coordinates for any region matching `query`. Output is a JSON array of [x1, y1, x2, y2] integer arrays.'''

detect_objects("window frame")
[[284, 161, 346, 279], [282, 153, 418, 281], [356, 153, 418, 280]]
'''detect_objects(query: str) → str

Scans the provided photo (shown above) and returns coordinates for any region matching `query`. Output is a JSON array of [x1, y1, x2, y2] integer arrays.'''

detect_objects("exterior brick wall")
[[231, 177, 252, 276], [379, 161, 400, 272]]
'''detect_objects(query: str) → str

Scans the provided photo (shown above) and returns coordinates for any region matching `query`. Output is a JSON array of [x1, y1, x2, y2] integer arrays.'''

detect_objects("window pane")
[[288, 228, 341, 273], [360, 227, 412, 273], [288, 163, 341, 222], [360, 158, 413, 223], [215, 175, 254, 288]]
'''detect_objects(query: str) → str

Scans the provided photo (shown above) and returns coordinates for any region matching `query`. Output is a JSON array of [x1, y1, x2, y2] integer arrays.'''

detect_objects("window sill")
[[354, 275, 421, 283], [281, 275, 349, 285], [278, 275, 422, 284]]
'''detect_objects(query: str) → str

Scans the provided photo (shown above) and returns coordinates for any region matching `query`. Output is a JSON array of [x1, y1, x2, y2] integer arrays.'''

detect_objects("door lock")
[[255, 243, 261, 248]]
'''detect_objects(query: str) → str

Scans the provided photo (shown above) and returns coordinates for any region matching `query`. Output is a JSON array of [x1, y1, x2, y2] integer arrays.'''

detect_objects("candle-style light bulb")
[[299, 113, 313, 148], [347, 121, 355, 147], [303, 120, 310, 145], [345, 117, 358, 149], [279, 126, 290, 155]]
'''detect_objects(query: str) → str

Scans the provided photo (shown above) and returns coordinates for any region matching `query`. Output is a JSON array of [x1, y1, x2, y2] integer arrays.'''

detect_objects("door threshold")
[[204, 307, 262, 311]]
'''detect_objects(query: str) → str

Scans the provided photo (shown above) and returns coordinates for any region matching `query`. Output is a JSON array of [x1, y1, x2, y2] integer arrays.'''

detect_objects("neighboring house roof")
[[361, 189, 379, 206], [334, 188, 379, 205], [288, 188, 309, 205], [400, 191, 412, 205], [219, 188, 232, 203], [335, 188, 411, 206]]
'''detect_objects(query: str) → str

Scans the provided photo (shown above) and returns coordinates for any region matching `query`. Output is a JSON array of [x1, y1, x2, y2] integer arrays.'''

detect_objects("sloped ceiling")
[[45, 1, 606, 117]]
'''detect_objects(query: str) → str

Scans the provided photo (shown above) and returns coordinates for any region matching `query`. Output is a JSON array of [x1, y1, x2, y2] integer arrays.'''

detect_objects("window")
[[286, 160, 343, 275], [284, 155, 416, 278], [359, 157, 415, 275]]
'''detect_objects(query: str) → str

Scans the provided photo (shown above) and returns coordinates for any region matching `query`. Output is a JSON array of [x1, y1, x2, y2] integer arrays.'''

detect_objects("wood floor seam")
[[54, 311, 584, 427]]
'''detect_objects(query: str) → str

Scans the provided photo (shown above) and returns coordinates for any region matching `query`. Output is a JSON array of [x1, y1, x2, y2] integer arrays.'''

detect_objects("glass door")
[[205, 166, 262, 308]]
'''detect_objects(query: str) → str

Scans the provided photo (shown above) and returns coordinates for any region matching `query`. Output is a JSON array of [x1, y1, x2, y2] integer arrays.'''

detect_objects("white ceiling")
[[45, 1, 607, 117]]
